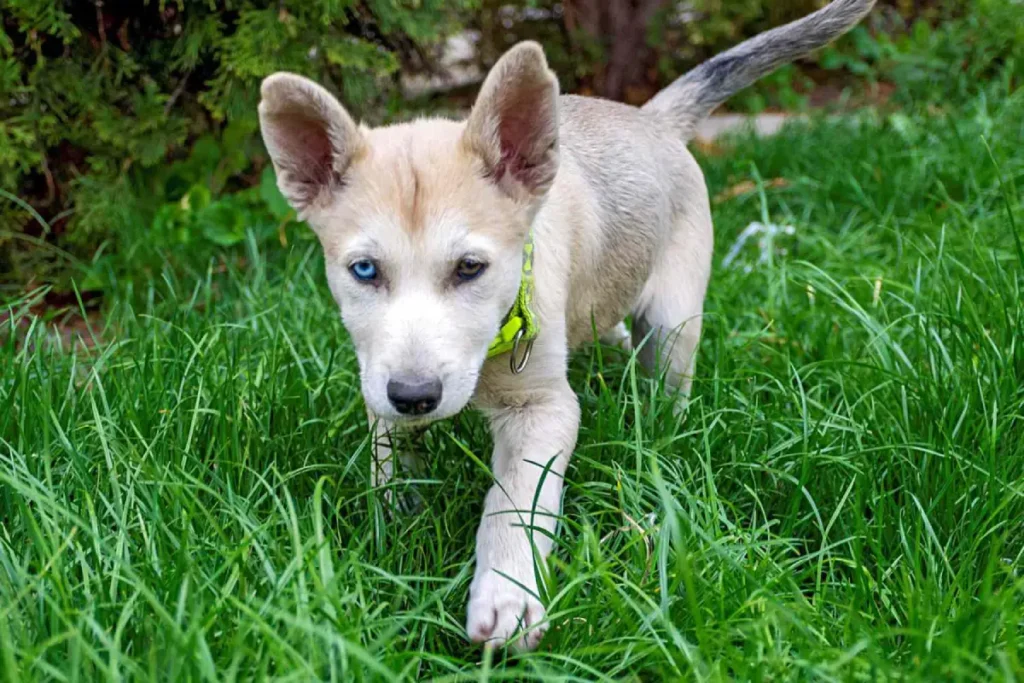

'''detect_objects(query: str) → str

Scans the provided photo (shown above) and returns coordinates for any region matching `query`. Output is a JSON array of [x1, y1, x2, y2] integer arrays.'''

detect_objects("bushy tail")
[[643, 0, 875, 139]]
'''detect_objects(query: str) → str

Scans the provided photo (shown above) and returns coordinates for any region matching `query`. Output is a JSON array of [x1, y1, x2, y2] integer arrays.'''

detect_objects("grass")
[[2, 90, 1023, 681]]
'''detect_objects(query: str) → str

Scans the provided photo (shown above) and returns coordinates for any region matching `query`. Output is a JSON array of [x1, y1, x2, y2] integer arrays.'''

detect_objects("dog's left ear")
[[463, 42, 560, 200]]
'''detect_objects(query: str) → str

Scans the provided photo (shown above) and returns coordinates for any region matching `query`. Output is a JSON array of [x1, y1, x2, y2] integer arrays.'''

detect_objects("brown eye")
[[455, 258, 487, 282]]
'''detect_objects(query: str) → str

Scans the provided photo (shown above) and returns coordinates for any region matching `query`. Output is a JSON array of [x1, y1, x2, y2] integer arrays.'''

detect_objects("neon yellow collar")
[[487, 231, 539, 372]]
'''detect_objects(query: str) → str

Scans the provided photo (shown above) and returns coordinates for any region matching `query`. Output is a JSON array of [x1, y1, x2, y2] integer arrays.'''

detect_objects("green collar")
[[487, 231, 539, 373]]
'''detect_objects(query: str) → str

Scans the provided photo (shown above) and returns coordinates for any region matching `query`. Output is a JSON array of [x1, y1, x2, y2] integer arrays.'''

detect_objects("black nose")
[[386, 377, 443, 416]]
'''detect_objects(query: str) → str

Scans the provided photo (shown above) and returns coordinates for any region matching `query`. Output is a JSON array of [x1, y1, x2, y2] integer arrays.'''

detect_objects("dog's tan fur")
[[259, 0, 875, 650]]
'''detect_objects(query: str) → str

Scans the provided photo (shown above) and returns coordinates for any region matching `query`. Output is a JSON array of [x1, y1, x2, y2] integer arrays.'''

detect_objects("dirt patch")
[[1, 292, 104, 352]]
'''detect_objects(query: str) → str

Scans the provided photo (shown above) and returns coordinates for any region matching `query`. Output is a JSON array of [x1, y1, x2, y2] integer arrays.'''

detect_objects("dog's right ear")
[[258, 73, 363, 215]]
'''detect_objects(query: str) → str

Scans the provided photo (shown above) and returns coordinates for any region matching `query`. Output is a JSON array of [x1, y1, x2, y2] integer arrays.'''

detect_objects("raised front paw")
[[466, 571, 547, 651]]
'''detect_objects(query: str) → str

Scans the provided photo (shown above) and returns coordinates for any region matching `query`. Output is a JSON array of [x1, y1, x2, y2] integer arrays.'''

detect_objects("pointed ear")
[[258, 73, 363, 214], [463, 42, 560, 200]]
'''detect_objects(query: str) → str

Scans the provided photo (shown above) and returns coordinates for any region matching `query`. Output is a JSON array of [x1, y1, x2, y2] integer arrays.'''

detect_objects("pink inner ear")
[[278, 113, 335, 191], [495, 108, 544, 183], [485, 76, 556, 192], [497, 114, 534, 181]]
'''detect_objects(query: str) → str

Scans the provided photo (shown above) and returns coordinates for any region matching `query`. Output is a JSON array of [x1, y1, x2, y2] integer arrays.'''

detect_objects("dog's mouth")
[[385, 411, 444, 428], [372, 403, 464, 428], [380, 415, 435, 432]]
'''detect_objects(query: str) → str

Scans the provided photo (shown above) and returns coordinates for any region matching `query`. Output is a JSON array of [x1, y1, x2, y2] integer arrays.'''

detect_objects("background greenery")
[[1, 0, 468, 293], [2, 0, 1022, 299], [1, 0, 1023, 680]]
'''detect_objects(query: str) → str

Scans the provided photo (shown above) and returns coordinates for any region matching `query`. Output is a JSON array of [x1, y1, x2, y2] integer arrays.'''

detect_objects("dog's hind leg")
[[632, 209, 713, 400]]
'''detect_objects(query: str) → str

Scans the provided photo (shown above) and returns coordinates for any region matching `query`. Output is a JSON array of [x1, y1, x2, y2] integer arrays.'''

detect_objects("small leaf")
[[819, 47, 843, 71], [152, 203, 187, 243], [181, 184, 212, 212], [199, 201, 246, 246], [260, 166, 294, 222]]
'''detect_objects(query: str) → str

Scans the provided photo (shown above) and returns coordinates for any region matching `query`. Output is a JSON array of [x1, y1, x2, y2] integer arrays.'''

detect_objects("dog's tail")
[[642, 0, 875, 139]]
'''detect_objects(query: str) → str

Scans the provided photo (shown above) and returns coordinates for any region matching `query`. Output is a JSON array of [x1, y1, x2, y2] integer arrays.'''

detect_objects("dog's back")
[[546, 0, 876, 347], [548, 96, 706, 346]]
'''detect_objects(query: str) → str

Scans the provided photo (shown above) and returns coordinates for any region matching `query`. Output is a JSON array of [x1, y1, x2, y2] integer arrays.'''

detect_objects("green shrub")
[[0, 0, 471, 292]]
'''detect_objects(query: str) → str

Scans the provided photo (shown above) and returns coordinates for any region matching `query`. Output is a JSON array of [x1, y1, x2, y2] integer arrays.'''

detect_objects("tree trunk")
[[564, 0, 666, 101]]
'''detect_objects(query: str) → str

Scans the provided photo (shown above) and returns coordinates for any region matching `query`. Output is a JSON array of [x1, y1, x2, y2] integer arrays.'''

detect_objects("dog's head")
[[258, 43, 559, 423]]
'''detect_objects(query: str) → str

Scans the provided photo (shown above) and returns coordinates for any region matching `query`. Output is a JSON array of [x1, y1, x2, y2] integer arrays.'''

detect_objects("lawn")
[[2, 90, 1023, 680]]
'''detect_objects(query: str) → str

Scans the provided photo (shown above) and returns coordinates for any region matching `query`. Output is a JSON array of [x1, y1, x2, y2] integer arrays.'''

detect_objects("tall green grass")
[[2, 92, 1022, 680]]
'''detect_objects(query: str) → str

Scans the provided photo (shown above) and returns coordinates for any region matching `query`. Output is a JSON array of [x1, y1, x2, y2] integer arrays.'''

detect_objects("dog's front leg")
[[368, 412, 424, 512], [466, 380, 579, 650]]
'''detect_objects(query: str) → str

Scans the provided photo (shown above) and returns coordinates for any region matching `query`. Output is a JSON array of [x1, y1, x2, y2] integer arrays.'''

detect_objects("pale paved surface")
[[694, 113, 798, 142]]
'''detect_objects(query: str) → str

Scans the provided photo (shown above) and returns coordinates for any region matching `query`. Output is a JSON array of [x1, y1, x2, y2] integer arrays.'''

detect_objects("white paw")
[[466, 572, 547, 651], [600, 321, 633, 351]]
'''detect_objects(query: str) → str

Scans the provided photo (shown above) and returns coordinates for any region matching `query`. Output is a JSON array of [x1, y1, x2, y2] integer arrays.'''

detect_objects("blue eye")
[[350, 260, 378, 282]]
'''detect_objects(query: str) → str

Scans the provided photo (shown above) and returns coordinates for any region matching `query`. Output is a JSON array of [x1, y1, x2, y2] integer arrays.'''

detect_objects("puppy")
[[258, 0, 875, 650]]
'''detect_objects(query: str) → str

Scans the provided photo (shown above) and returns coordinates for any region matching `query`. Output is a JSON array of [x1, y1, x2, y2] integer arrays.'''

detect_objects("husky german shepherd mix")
[[258, 0, 875, 650]]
